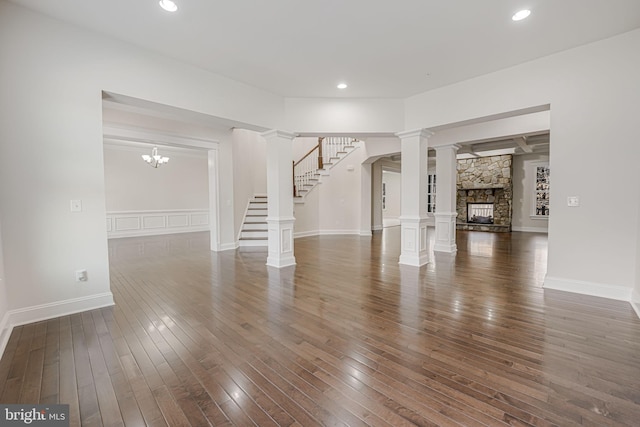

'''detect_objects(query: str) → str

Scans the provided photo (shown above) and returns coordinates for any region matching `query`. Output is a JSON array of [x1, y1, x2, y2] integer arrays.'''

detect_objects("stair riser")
[[241, 231, 268, 239], [243, 223, 267, 230]]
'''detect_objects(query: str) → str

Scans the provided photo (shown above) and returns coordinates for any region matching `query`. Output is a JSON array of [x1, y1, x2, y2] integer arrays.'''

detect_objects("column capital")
[[433, 143, 461, 152], [395, 128, 434, 140], [261, 129, 297, 141]]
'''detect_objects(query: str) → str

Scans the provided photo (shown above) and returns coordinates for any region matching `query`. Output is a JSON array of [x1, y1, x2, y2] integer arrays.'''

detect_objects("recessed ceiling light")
[[159, 0, 178, 12], [337, 83, 348, 89], [512, 9, 531, 21]]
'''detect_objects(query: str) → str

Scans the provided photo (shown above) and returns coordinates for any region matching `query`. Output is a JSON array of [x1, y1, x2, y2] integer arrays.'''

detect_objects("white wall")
[[511, 153, 550, 233], [285, 98, 404, 133], [318, 148, 364, 234], [104, 144, 208, 211], [293, 188, 320, 237], [293, 147, 365, 236], [406, 29, 640, 300], [0, 1, 283, 324], [382, 171, 401, 219], [293, 137, 319, 162], [232, 129, 267, 239]]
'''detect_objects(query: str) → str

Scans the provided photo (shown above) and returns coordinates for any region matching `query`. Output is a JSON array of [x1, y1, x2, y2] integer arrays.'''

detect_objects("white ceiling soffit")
[[10, 0, 640, 98], [102, 92, 269, 133]]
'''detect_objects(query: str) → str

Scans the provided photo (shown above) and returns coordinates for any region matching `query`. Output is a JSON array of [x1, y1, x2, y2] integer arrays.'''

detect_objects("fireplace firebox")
[[467, 203, 494, 224]]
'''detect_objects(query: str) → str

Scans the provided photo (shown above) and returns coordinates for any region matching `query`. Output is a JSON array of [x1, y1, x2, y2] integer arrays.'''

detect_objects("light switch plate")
[[567, 196, 579, 207], [70, 199, 82, 212]]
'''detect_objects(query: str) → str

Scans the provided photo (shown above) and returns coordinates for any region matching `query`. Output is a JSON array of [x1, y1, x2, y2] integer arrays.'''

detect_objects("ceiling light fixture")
[[142, 146, 170, 168], [337, 83, 348, 89], [512, 9, 531, 21], [159, 0, 178, 12]]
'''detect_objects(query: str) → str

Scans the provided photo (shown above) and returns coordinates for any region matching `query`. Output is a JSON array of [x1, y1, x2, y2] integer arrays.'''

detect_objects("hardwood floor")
[[1, 229, 639, 426]]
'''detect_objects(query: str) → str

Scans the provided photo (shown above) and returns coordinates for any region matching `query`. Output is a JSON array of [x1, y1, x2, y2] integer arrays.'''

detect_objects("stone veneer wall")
[[456, 154, 513, 232]]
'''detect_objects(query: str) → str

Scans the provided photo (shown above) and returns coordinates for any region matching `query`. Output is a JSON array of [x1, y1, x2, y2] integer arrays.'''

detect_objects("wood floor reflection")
[[1, 229, 639, 426]]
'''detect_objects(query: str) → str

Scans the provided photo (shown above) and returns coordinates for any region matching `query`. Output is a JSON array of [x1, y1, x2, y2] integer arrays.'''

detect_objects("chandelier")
[[141, 146, 170, 168]]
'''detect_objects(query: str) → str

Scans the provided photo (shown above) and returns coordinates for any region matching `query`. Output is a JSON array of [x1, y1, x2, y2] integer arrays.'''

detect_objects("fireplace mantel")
[[459, 184, 508, 191]]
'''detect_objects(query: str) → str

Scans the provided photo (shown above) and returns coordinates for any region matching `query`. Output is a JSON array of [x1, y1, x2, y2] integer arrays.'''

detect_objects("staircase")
[[238, 195, 268, 247], [294, 137, 357, 201], [237, 137, 359, 247]]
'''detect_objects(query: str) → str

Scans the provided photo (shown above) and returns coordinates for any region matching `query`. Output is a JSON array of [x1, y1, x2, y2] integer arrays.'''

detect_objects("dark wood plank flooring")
[[1, 229, 640, 426]]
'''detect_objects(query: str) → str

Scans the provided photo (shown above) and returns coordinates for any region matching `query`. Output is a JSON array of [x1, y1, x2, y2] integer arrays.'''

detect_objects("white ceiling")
[[10, 0, 640, 98]]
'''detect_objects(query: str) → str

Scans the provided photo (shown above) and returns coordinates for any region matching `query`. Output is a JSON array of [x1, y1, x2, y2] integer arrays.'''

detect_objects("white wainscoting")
[[107, 210, 209, 238]]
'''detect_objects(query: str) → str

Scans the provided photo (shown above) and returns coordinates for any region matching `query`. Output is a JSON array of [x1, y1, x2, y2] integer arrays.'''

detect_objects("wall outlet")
[[75, 269, 88, 282]]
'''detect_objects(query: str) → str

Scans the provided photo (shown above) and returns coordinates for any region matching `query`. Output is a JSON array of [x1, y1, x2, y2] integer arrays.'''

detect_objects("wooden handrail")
[[294, 141, 321, 167], [293, 160, 296, 197], [317, 137, 324, 170], [293, 136, 354, 198]]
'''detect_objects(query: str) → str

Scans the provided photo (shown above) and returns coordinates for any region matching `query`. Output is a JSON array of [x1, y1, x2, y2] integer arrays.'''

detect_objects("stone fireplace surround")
[[456, 155, 512, 232]]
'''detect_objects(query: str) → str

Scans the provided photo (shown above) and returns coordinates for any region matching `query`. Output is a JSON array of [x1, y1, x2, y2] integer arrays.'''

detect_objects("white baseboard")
[[631, 289, 640, 320], [220, 242, 240, 251], [372, 225, 383, 231], [511, 226, 548, 233], [108, 226, 210, 239], [543, 276, 632, 302], [8, 292, 115, 328], [0, 292, 114, 360], [294, 230, 318, 239], [237, 240, 266, 248], [318, 229, 363, 236], [0, 311, 10, 362], [294, 229, 368, 238]]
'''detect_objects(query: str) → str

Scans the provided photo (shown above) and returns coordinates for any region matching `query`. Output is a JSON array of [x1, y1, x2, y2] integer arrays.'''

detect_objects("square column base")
[[398, 216, 430, 267], [266, 217, 296, 268], [434, 212, 458, 254]]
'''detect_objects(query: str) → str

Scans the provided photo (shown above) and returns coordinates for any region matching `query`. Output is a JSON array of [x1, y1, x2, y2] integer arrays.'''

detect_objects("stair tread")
[[239, 236, 268, 240]]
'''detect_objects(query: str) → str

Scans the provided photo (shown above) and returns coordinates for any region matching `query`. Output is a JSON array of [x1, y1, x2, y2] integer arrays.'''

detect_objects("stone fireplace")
[[456, 155, 512, 232]]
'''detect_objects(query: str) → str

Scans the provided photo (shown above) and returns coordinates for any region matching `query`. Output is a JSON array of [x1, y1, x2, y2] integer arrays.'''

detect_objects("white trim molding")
[[107, 209, 209, 238], [511, 226, 549, 233], [398, 216, 430, 267], [543, 276, 632, 302], [0, 311, 10, 361], [632, 288, 640, 320], [0, 293, 114, 359]]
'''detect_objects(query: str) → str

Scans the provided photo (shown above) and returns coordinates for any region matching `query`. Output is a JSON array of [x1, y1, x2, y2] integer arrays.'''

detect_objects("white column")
[[262, 130, 296, 268], [371, 162, 383, 232], [434, 144, 460, 253], [208, 148, 221, 251], [396, 129, 432, 266], [360, 163, 372, 236]]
